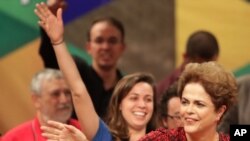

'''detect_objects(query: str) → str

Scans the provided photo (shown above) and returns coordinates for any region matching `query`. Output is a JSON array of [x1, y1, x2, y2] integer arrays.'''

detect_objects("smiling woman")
[[41, 73, 157, 141], [139, 61, 237, 141], [106, 73, 157, 141]]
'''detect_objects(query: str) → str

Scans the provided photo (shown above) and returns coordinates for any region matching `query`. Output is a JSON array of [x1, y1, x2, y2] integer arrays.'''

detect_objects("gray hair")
[[30, 68, 64, 95]]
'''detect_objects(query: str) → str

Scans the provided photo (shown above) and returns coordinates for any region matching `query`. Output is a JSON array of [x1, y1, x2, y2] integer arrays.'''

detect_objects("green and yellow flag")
[[0, 0, 44, 134]]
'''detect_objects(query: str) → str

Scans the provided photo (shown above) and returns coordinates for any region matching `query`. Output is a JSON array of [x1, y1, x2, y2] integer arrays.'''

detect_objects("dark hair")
[[186, 30, 219, 62], [86, 16, 125, 43], [107, 72, 157, 140], [178, 62, 237, 115], [159, 82, 179, 118]]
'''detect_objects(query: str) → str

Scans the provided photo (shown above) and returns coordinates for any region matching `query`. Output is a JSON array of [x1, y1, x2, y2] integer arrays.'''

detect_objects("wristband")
[[51, 39, 64, 46]]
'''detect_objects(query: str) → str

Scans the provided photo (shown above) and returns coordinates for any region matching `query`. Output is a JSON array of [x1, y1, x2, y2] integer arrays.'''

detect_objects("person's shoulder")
[[139, 127, 185, 141], [2, 120, 33, 140], [92, 119, 111, 141], [68, 118, 81, 130], [117, 69, 124, 79], [237, 74, 250, 86], [219, 132, 230, 141], [4, 120, 32, 134], [139, 127, 167, 141], [157, 65, 183, 93], [73, 56, 89, 68]]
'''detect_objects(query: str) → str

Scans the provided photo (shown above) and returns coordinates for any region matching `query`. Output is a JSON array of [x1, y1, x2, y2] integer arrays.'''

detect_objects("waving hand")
[[34, 2, 64, 45]]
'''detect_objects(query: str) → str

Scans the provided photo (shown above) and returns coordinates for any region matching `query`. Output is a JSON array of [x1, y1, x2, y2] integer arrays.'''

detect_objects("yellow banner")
[[176, 0, 250, 71], [0, 39, 43, 134]]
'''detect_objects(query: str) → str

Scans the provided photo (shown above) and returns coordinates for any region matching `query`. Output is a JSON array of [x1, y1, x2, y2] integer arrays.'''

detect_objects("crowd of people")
[[1, 0, 249, 141]]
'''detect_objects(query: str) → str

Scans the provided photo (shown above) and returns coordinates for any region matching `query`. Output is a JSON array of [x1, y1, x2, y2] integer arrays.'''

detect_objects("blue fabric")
[[93, 119, 112, 141], [63, 0, 111, 24]]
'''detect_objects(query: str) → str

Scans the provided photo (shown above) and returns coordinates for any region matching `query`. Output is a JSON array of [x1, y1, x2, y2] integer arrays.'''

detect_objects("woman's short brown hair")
[[178, 62, 237, 112]]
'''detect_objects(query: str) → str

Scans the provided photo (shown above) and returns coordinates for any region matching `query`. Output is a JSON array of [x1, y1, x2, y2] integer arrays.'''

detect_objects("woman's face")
[[180, 82, 223, 135], [120, 82, 154, 131], [162, 97, 182, 129]]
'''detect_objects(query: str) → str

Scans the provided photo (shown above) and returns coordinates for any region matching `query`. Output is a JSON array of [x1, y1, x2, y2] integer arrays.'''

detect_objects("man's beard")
[[41, 105, 72, 124]]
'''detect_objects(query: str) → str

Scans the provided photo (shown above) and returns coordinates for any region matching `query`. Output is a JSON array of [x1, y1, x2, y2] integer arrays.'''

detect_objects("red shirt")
[[139, 127, 230, 141], [2, 117, 81, 141]]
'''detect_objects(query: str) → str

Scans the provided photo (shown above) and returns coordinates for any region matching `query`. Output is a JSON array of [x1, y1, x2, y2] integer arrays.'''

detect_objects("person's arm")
[[39, 0, 67, 69], [39, 27, 59, 68], [34, 2, 99, 140]]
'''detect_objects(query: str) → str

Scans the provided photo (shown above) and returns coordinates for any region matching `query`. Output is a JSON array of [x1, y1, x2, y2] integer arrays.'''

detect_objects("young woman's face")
[[120, 82, 154, 131], [180, 82, 223, 135]]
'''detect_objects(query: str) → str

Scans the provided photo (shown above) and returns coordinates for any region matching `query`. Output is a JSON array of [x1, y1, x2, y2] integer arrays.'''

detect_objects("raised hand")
[[41, 120, 88, 141], [47, 0, 67, 15], [34, 2, 64, 45]]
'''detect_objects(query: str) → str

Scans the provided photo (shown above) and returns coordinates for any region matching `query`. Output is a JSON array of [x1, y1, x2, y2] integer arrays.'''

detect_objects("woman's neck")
[[129, 127, 146, 141], [186, 129, 219, 141]]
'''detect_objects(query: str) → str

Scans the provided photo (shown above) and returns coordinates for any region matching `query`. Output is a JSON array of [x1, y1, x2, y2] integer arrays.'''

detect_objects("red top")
[[2, 117, 81, 141], [139, 127, 230, 141]]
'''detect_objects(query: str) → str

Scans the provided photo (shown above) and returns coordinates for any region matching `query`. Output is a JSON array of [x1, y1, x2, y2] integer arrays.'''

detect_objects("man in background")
[[2, 69, 81, 141], [39, 0, 126, 120], [156, 30, 219, 102], [158, 82, 182, 129]]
